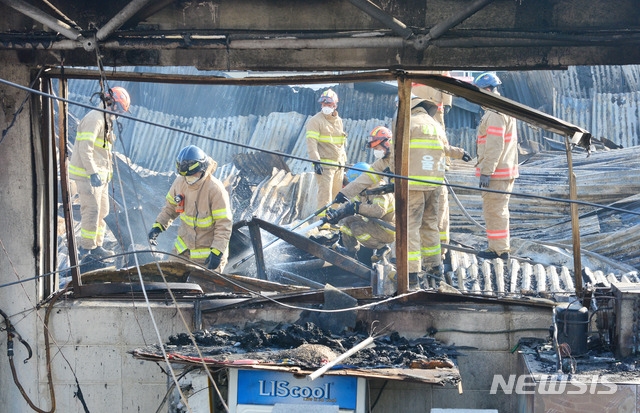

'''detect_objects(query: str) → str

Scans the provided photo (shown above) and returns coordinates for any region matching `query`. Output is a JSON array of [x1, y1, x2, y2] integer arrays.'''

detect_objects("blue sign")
[[237, 370, 357, 409]]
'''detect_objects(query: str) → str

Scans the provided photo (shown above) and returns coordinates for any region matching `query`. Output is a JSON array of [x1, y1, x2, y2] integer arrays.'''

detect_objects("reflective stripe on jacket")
[[154, 160, 233, 256], [475, 110, 519, 179], [305, 111, 347, 166], [69, 109, 114, 182], [408, 107, 466, 191]]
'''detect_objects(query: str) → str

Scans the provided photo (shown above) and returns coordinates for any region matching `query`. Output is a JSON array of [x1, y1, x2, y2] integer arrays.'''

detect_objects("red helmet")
[[367, 126, 392, 149], [110, 86, 130, 112], [318, 89, 339, 105]]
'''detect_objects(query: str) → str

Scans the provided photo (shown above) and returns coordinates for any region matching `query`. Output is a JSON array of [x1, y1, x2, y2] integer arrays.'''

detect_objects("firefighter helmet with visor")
[[318, 89, 339, 105], [176, 145, 209, 176], [474, 72, 502, 90], [367, 126, 392, 150]]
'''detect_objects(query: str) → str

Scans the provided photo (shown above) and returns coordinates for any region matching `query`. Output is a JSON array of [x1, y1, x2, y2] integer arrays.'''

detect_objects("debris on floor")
[[130, 321, 462, 385]]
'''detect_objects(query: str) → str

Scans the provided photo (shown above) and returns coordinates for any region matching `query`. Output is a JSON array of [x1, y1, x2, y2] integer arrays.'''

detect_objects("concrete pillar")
[[0, 62, 42, 411]]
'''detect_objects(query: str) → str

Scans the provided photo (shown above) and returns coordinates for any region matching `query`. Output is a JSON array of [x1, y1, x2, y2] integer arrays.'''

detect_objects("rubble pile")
[[154, 321, 460, 370]]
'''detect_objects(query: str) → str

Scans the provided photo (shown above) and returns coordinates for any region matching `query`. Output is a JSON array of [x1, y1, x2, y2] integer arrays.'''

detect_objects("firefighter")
[[412, 72, 455, 261], [69, 86, 130, 259], [325, 162, 395, 264], [147, 145, 233, 272], [334, 125, 394, 201], [405, 97, 471, 290], [306, 88, 348, 217], [474, 72, 519, 261], [411, 71, 453, 129]]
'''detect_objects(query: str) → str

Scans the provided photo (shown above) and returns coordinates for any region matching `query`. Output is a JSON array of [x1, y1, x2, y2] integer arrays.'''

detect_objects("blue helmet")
[[176, 145, 208, 176], [346, 162, 370, 183], [474, 72, 502, 89]]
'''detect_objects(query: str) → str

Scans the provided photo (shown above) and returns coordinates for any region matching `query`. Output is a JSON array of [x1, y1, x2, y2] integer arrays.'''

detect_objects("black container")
[[556, 302, 589, 356]]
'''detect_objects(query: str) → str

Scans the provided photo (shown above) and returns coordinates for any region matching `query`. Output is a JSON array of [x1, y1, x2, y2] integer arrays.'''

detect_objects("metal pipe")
[[426, 0, 496, 41], [308, 336, 375, 381], [347, 0, 414, 39], [95, 0, 155, 41], [0, 32, 630, 51], [565, 137, 584, 301], [0, 0, 81, 40]]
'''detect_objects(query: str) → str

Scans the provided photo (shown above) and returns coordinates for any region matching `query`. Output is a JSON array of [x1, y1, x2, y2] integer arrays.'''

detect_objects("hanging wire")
[[0, 75, 638, 217], [87, 55, 198, 413]]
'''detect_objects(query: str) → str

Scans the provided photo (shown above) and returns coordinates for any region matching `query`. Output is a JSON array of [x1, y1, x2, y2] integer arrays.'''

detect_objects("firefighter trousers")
[[315, 165, 344, 215], [75, 179, 110, 250], [436, 185, 450, 248], [481, 178, 515, 254], [339, 215, 396, 251], [408, 189, 441, 273]]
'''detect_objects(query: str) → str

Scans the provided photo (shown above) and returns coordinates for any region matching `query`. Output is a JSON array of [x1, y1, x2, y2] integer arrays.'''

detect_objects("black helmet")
[[474, 72, 502, 89], [176, 145, 208, 176]]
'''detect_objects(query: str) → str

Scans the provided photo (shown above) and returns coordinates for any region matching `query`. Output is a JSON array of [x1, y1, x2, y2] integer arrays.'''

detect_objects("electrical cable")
[[431, 327, 550, 335], [111, 139, 229, 412], [0, 75, 639, 217], [1, 71, 636, 411]]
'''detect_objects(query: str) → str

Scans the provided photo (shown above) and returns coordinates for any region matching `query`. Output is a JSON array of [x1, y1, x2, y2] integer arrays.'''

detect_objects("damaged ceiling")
[[1, 0, 640, 71]]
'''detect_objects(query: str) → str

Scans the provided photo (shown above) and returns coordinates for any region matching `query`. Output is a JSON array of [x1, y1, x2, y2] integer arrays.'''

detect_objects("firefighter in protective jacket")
[[306, 88, 348, 214], [406, 97, 471, 289], [68, 86, 130, 259], [148, 145, 233, 272], [474, 72, 519, 261], [326, 162, 396, 258]]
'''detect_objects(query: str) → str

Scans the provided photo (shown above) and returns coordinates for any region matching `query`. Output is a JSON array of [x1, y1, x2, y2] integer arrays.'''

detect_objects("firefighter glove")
[[462, 151, 472, 162], [333, 192, 349, 204], [313, 163, 323, 175], [479, 174, 491, 188], [90, 173, 103, 187], [205, 249, 222, 270], [343, 201, 359, 216], [148, 224, 163, 246]]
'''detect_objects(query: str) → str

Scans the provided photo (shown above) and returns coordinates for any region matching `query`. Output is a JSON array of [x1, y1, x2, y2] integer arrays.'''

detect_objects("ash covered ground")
[[520, 338, 640, 383], [160, 321, 461, 370]]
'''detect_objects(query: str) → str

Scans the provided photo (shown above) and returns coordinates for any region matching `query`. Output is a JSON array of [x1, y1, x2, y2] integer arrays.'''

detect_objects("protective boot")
[[91, 246, 114, 259], [423, 265, 444, 288], [408, 272, 421, 291], [371, 245, 391, 264], [331, 243, 356, 259]]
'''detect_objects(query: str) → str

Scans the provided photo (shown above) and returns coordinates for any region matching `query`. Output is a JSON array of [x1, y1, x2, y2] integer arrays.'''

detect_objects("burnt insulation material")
[[160, 321, 461, 371]]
